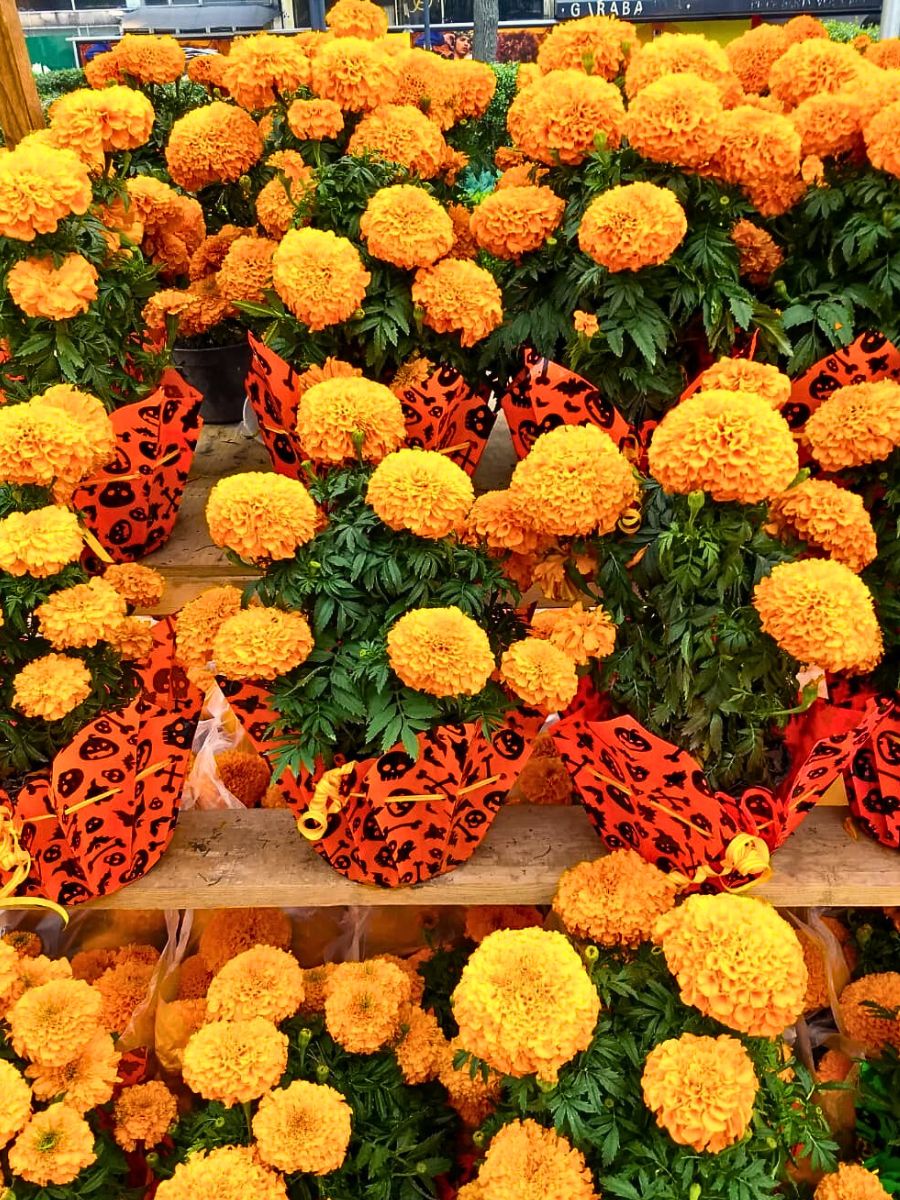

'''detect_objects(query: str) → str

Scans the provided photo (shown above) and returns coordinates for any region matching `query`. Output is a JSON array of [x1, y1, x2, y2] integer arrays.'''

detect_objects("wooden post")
[[0, 0, 43, 147]]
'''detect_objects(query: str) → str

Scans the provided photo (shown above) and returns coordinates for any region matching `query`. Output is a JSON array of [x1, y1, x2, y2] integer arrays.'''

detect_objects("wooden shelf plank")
[[84, 804, 900, 911]]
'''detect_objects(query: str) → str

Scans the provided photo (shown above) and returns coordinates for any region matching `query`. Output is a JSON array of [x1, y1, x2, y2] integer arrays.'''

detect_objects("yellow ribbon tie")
[[79, 523, 114, 565], [669, 834, 772, 894], [297, 763, 356, 842], [617, 504, 642, 534], [0, 808, 68, 924]]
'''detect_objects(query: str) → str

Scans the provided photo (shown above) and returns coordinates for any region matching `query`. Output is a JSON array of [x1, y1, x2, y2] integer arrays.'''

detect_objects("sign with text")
[[554, 0, 877, 19]]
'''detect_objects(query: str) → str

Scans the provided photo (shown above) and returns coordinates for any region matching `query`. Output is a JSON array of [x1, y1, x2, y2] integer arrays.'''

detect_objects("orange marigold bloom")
[[642, 1032, 758, 1153], [287, 96, 344, 140], [109, 615, 155, 661], [625, 32, 741, 103], [221, 33, 311, 110], [348, 103, 447, 178], [839, 972, 900, 1053], [530, 603, 616, 666], [798, 916, 856, 1011], [806, 380, 900, 470], [199, 908, 293, 973], [817, 1048, 854, 1083], [255, 175, 310, 240], [327, 0, 387, 38], [296, 356, 362, 396], [360, 184, 453, 270], [447, 201, 478, 258], [553, 850, 677, 947], [509, 424, 637, 537], [142, 278, 233, 341], [500, 637, 578, 714], [654, 894, 808, 1037], [156, 1145, 288, 1200], [769, 39, 869, 108], [0, 955, 71, 1018], [649, 389, 798, 504], [253, 1079, 352, 1175], [8, 1103, 95, 1187], [731, 219, 784, 284], [865, 37, 900, 68], [189, 224, 253, 280], [470, 184, 564, 260], [464, 906, 544, 943], [367, 448, 474, 538], [166, 101, 263, 192], [213, 607, 315, 681], [8, 977, 102, 1066], [782, 13, 829, 44], [215, 748, 271, 806], [725, 23, 788, 94], [126, 175, 206, 278], [412, 257, 502, 347], [769, 479, 877, 574], [754, 557, 883, 674], [183, 1017, 288, 1106], [311, 37, 399, 111], [444, 58, 498, 120], [815, 1164, 892, 1200], [206, 472, 318, 564], [114, 32, 184, 83], [36, 578, 126, 650], [12, 654, 92, 722], [536, 13, 636, 79], [506, 70, 625, 166], [91, 84, 156, 150], [387, 606, 494, 698], [466, 489, 544, 555], [473, 1119, 598, 1200], [578, 181, 687, 272], [793, 92, 862, 159], [299, 964, 335, 1016], [297, 375, 405, 463], [0, 1060, 32, 1148], [453, 928, 599, 1082], [0, 403, 96, 500], [31, 384, 115, 475], [273, 227, 369, 330], [696, 357, 790, 408], [7, 253, 98, 321], [187, 52, 230, 91], [438, 1036, 502, 1126], [497, 162, 549, 189], [104, 563, 165, 609], [626, 72, 725, 169], [0, 505, 83, 578], [395, 1007, 448, 1084], [712, 105, 801, 193], [25, 1031, 119, 1113], [175, 585, 243, 669], [113, 1081, 177, 1152], [2, 931, 43, 958], [865, 96, 900, 178], [325, 959, 411, 1053], [391, 353, 435, 395], [95, 960, 155, 1035], [0, 142, 92, 241], [206, 945, 305, 1023], [84, 49, 121, 87]]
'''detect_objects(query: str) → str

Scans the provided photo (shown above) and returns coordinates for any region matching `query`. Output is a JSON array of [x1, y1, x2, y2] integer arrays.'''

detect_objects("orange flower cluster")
[[206, 945, 305, 1023], [725, 23, 788, 94], [696, 357, 791, 409], [113, 1081, 178, 1152], [0, 1059, 32, 1148], [253, 1080, 352, 1175], [530, 603, 617, 666], [326, 0, 388, 39], [156, 1145, 287, 1200], [8, 977, 102, 1065], [310, 37, 400, 112], [325, 958, 411, 1053], [36, 578, 126, 650], [175, 585, 243, 669], [367, 448, 474, 538], [839, 973, 900, 1053], [8, 1103, 96, 1187], [213, 607, 315, 680], [0, 505, 84, 578], [12, 653, 92, 721], [768, 38, 868, 108], [731, 220, 784, 284], [500, 637, 579, 713], [198, 907, 293, 974], [626, 72, 724, 169], [99, 32, 185, 84], [537, 13, 636, 79], [0, 393, 107, 501], [815, 1164, 892, 1200], [466, 488, 545, 556], [387, 606, 494, 698], [348, 103, 447, 179], [470, 184, 564, 260], [7, 253, 98, 321], [553, 850, 678, 946], [0, 142, 92, 241], [287, 97, 344, 141], [206, 472, 318, 564], [221, 33, 311, 110], [49, 85, 155, 163], [125, 176, 206, 278], [394, 1007, 448, 1085], [625, 32, 741, 103], [256, 158, 315, 238], [712, 107, 803, 215], [166, 101, 263, 192], [465, 1119, 599, 1200], [187, 52, 230, 91], [864, 98, 900, 178], [360, 185, 454, 270], [183, 1017, 288, 1106], [217, 235, 276, 302], [273, 227, 370, 330], [793, 92, 863, 159], [297, 375, 405, 463], [506, 70, 625, 166], [142, 277, 234, 341], [769, 479, 877, 573], [805, 380, 900, 471], [578, 182, 687, 272], [412, 258, 503, 347]]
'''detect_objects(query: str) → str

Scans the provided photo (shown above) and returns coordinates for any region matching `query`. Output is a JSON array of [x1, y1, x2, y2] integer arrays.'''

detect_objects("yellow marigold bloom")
[[46, 90, 104, 165], [25, 1031, 118, 1113], [0, 404, 95, 501], [31, 384, 115, 475], [697, 357, 791, 409], [166, 101, 263, 192], [8, 978, 102, 1066], [769, 39, 869, 108], [553, 850, 677, 947], [806, 379, 900, 470], [175, 585, 243, 669], [206, 472, 318, 565], [213, 607, 315, 681], [654, 894, 807, 1037], [725, 23, 788, 94], [114, 32, 185, 83], [839, 973, 900, 1053], [103, 563, 165, 609], [217, 236, 276, 303], [311, 37, 399, 111], [438, 1036, 502, 1126], [509, 424, 638, 537], [198, 907, 293, 973], [325, 959, 411, 1054], [367, 448, 474, 538], [91, 85, 155, 151], [8, 1103, 95, 1187], [732, 224, 784, 288], [470, 184, 564, 260], [754, 558, 882, 674], [0, 955, 70, 1018], [183, 1017, 288, 1106], [0, 142, 92, 241], [0, 1060, 31, 1148], [273, 227, 370, 330], [412, 257, 502, 348], [625, 32, 741, 102], [387, 606, 494, 698], [297, 375, 405, 463], [36, 578, 127, 650], [287, 96, 344, 140], [327, 0, 388, 39], [579, 181, 686, 272], [113, 1081, 177, 1152], [348, 103, 447, 178], [296, 356, 362, 396], [506, 70, 625, 166], [530, 603, 616, 667], [499, 637, 578, 714], [253, 1080, 352, 1175], [95, 961, 155, 1035], [0, 505, 83, 578], [473, 1119, 598, 1200], [395, 1007, 448, 1085], [206, 945, 304, 1023], [649, 389, 798, 504], [359, 185, 453, 270], [792, 92, 862, 159], [453, 928, 599, 1081], [466, 489, 545, 555], [815, 1165, 892, 1200], [221, 33, 311, 110], [642, 1032, 758, 1153], [625, 72, 724, 169], [12, 654, 92, 723], [156, 1145, 288, 1200], [769, 479, 877, 574], [107, 616, 154, 661], [7, 253, 98, 321], [537, 13, 635, 78]]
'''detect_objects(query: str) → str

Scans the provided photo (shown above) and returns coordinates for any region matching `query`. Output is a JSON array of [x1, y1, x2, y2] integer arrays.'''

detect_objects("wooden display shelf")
[[86, 804, 900, 911]]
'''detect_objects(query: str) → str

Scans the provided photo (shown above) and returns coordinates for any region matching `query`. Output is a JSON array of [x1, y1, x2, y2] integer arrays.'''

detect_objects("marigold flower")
[[198, 907, 293, 973], [367, 448, 474, 539], [0, 1060, 31, 1147], [754, 558, 882, 674], [815, 1164, 892, 1200], [642, 1032, 758, 1153], [102, 563, 165, 609], [221, 33, 311, 110], [530, 603, 616, 666], [36, 578, 127, 650], [575, 309, 602, 337], [175, 585, 243, 669], [395, 1007, 448, 1084], [92, 84, 156, 151], [255, 175, 308, 240], [183, 1017, 287, 1106], [114, 32, 184, 82], [472, 1119, 598, 1200], [166, 101, 263, 192], [412, 257, 502, 347], [187, 51, 229, 90], [712, 105, 801, 198], [31, 384, 116, 475], [325, 959, 411, 1053], [126, 176, 206, 277], [697, 357, 791, 409], [12, 654, 92, 723], [213, 607, 314, 681], [297, 375, 405, 463], [7, 253, 98, 321], [768, 39, 868, 108], [783, 13, 829, 44], [2, 931, 42, 959], [0, 142, 92, 241], [113, 1081, 177, 1152], [654, 894, 807, 1037], [105, 616, 151, 661], [359, 185, 453, 271], [470, 184, 564, 260], [287, 96, 344, 140], [553, 850, 677, 947], [8, 977, 102, 1066], [348, 102, 447, 178], [650, 389, 798, 503], [838, 973, 900, 1053], [579, 181, 686, 272], [25, 1031, 119, 1113], [387, 606, 494, 698], [189, 225, 251, 280], [206, 472, 317, 565], [0, 955, 71, 1019], [769, 479, 877, 573], [453, 928, 599, 1081], [215, 748, 271, 807], [625, 32, 741, 103], [296, 356, 362, 396], [732, 195, 788, 253], [216, 235, 276, 303], [805, 380, 900, 470], [497, 162, 549, 189], [464, 906, 543, 943], [156, 1145, 288, 1200], [506, 69, 625, 166], [499, 637, 578, 714], [253, 1079, 352, 1175], [817, 1048, 855, 1084], [95, 961, 155, 1035], [798, 916, 856, 1011], [626, 72, 724, 169], [537, 13, 635, 79], [0, 505, 83, 578], [299, 963, 335, 1015], [272, 227, 369, 330], [791, 91, 862, 160], [327, 0, 387, 38], [438, 1037, 502, 1126], [391, 353, 435, 395], [311, 36, 399, 111], [510, 424, 638, 537], [206, 945, 304, 1023], [84, 49, 121, 87], [0, 404, 95, 501], [466, 489, 543, 555], [8, 1103, 95, 1187], [724, 23, 788, 94]]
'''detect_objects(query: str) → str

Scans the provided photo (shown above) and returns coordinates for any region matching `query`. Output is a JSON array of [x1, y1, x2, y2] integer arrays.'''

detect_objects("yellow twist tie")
[[669, 834, 772, 894], [297, 763, 356, 842], [0, 807, 68, 924]]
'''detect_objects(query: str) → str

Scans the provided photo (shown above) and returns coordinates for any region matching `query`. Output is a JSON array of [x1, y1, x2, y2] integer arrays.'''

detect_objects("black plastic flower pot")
[[172, 339, 252, 424]]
